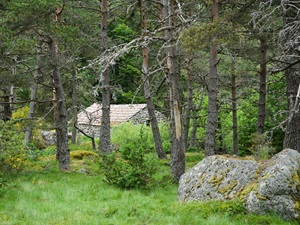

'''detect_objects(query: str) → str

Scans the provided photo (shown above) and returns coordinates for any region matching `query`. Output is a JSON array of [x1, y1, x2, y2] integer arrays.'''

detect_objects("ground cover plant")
[[0, 134, 298, 225]]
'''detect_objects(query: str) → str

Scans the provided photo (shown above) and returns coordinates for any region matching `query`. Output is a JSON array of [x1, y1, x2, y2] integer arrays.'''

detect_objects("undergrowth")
[[0, 168, 296, 225], [0, 123, 297, 224]]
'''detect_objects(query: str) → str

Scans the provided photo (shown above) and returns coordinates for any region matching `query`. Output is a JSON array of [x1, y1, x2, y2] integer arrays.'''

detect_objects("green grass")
[[0, 147, 298, 225]]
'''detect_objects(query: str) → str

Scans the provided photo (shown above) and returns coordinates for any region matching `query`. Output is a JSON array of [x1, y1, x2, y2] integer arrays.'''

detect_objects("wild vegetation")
[[0, 0, 299, 223], [0, 124, 297, 224]]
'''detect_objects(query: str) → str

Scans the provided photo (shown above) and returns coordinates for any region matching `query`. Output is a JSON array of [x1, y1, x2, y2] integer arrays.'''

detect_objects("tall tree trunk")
[[71, 67, 78, 144], [49, 39, 70, 171], [183, 59, 193, 151], [140, 0, 166, 159], [231, 59, 239, 155], [257, 37, 267, 134], [216, 117, 224, 154], [10, 85, 14, 112], [98, 0, 111, 154], [281, 1, 300, 151], [189, 90, 204, 149], [2, 90, 11, 122], [205, 0, 219, 156], [164, 0, 185, 182], [25, 48, 41, 144]]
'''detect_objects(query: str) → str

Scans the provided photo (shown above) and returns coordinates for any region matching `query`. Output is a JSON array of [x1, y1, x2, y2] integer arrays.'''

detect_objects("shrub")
[[111, 122, 170, 154], [101, 127, 159, 189], [12, 106, 46, 149], [0, 120, 28, 177], [70, 150, 99, 160]]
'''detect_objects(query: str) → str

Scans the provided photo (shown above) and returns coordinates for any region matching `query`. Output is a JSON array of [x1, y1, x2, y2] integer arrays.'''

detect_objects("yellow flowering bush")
[[0, 120, 27, 176], [12, 106, 45, 149], [3, 154, 26, 174]]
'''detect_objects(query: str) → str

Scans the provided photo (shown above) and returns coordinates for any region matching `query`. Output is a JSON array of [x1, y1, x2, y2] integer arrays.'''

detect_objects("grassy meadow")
[[0, 124, 298, 225], [0, 152, 297, 225]]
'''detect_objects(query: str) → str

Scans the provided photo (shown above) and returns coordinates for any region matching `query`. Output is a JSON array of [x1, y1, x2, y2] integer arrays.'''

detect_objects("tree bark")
[[256, 37, 267, 134], [231, 59, 239, 155], [71, 67, 78, 144], [164, 0, 185, 182], [25, 48, 41, 144], [182, 59, 193, 151], [140, 0, 166, 159], [189, 91, 204, 149], [205, 0, 219, 156], [98, 0, 111, 154], [281, 1, 300, 152], [74, 122, 96, 150], [49, 39, 70, 171], [2, 90, 11, 122]]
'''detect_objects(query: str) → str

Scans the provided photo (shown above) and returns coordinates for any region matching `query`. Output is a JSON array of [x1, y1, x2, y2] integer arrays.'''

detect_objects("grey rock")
[[40, 130, 72, 146], [40, 130, 56, 146], [76, 168, 90, 174], [178, 149, 300, 220], [178, 155, 259, 201], [246, 149, 300, 220]]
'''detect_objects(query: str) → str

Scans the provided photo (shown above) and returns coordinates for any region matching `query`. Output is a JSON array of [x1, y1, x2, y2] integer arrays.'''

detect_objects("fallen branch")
[[74, 121, 96, 150]]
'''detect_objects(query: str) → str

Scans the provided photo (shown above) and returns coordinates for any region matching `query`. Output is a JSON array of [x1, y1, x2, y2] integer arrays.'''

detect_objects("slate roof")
[[77, 103, 147, 126]]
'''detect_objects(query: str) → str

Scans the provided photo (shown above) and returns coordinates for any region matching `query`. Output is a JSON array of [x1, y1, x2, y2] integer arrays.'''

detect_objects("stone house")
[[76, 103, 166, 137]]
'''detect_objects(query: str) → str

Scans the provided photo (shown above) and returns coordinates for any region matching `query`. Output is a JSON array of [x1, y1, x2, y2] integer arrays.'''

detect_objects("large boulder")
[[178, 149, 300, 220]]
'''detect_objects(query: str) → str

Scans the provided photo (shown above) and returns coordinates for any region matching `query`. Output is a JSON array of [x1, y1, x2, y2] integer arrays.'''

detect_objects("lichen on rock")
[[178, 149, 300, 221]]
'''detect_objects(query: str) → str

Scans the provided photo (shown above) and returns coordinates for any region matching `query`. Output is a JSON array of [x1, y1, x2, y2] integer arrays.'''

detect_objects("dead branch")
[[0, 99, 56, 104]]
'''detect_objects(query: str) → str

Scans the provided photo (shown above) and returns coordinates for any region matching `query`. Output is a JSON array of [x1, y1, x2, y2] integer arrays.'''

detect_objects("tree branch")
[[271, 59, 300, 74], [0, 99, 56, 104], [74, 122, 96, 150]]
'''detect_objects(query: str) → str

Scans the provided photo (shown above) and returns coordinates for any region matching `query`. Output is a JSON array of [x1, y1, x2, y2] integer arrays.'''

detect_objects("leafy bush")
[[101, 151, 158, 189], [111, 122, 170, 154], [100, 123, 172, 189], [101, 126, 159, 189], [0, 120, 28, 177], [12, 106, 46, 149]]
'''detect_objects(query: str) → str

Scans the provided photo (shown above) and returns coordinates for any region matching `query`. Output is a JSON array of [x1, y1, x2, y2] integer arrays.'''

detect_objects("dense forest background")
[[0, 0, 299, 181]]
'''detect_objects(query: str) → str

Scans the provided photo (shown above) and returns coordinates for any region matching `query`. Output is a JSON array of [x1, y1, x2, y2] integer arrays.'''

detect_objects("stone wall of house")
[[130, 108, 167, 124], [77, 125, 100, 138]]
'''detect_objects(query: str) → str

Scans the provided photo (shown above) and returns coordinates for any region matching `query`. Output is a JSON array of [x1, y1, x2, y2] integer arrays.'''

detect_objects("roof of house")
[[77, 103, 147, 126]]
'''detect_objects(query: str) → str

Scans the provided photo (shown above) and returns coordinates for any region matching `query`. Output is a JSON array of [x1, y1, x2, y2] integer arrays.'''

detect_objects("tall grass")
[[0, 169, 295, 225], [0, 123, 297, 225], [0, 160, 297, 225]]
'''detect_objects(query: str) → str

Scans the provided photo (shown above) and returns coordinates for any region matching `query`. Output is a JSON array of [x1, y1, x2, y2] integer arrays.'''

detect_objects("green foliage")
[[100, 149, 158, 189], [110, 55, 143, 104], [186, 152, 205, 168], [12, 106, 46, 149], [0, 146, 297, 224], [0, 120, 28, 177], [101, 125, 159, 189], [177, 199, 246, 218], [111, 122, 170, 154], [180, 19, 241, 53], [110, 23, 134, 43]]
